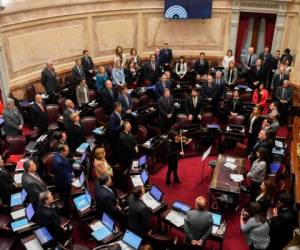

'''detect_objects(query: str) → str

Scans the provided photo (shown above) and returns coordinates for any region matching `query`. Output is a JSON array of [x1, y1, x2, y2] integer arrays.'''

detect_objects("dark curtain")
[[235, 16, 248, 62]]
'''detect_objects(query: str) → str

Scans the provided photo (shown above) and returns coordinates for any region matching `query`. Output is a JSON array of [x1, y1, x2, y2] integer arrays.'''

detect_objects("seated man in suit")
[[128, 186, 152, 237], [95, 173, 121, 219], [194, 52, 209, 77], [184, 196, 213, 250], [76, 79, 89, 106], [249, 59, 265, 90], [38, 191, 66, 243], [31, 94, 48, 134], [159, 42, 173, 72], [184, 88, 203, 123], [108, 102, 123, 156], [3, 98, 24, 136], [63, 99, 76, 129], [227, 90, 243, 117], [271, 64, 289, 96], [41, 60, 59, 93], [0, 156, 17, 205], [67, 112, 86, 152], [22, 160, 47, 209], [118, 85, 132, 116], [118, 121, 138, 170], [101, 80, 118, 115], [275, 80, 293, 125], [81, 49, 94, 81], [53, 144, 73, 215], [72, 59, 85, 85], [158, 88, 174, 134], [155, 73, 172, 99], [144, 54, 160, 85]]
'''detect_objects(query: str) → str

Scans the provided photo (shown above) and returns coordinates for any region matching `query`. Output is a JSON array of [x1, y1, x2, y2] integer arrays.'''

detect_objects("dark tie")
[[109, 89, 113, 97], [248, 55, 252, 67]]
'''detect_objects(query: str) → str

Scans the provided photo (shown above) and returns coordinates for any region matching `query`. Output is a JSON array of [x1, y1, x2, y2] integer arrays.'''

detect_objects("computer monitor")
[[150, 185, 163, 201], [212, 213, 222, 226], [140, 170, 148, 184], [270, 162, 281, 174], [173, 201, 191, 213], [102, 213, 114, 232], [21, 189, 27, 202], [138, 155, 147, 167], [26, 203, 35, 221], [35, 227, 53, 244], [123, 230, 142, 250]]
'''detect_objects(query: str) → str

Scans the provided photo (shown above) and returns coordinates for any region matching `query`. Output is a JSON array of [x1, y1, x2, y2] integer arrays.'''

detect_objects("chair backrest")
[[176, 114, 191, 129], [131, 97, 140, 111], [201, 112, 214, 125], [147, 233, 174, 250], [42, 152, 56, 178], [46, 104, 60, 124], [228, 115, 245, 126], [88, 90, 96, 102], [135, 125, 147, 144], [25, 85, 37, 102], [6, 135, 26, 155], [94, 107, 108, 124], [234, 142, 248, 157], [81, 116, 96, 136], [139, 94, 149, 107], [57, 97, 66, 113], [225, 91, 233, 100], [241, 92, 252, 102]]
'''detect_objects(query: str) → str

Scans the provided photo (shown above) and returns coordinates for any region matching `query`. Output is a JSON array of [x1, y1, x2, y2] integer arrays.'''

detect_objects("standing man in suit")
[[249, 59, 265, 90], [184, 196, 213, 250], [280, 48, 293, 65], [108, 102, 123, 156], [101, 80, 118, 115], [185, 88, 203, 123], [118, 121, 138, 170], [202, 75, 218, 113], [155, 73, 172, 99], [159, 42, 173, 72], [95, 173, 121, 219], [194, 52, 209, 77], [53, 144, 73, 214], [214, 71, 226, 100], [63, 99, 76, 129], [227, 90, 243, 117], [158, 88, 174, 134], [0, 156, 17, 205], [271, 64, 289, 97], [118, 85, 132, 115], [3, 98, 24, 136], [76, 79, 89, 106], [30, 94, 48, 134], [67, 112, 86, 152], [21, 160, 47, 209], [81, 50, 94, 81], [72, 59, 85, 85], [241, 47, 257, 76], [275, 80, 293, 125], [41, 60, 59, 93], [247, 105, 264, 153], [144, 54, 160, 85], [259, 47, 273, 88], [270, 50, 281, 82], [128, 186, 152, 237]]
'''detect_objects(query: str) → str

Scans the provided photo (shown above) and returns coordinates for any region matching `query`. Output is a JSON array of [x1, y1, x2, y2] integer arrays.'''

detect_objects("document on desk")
[[10, 208, 26, 220], [225, 157, 235, 163], [131, 175, 143, 187], [224, 162, 237, 170], [212, 225, 219, 235], [142, 193, 161, 210], [14, 173, 22, 184], [165, 210, 186, 228], [230, 174, 244, 182], [24, 238, 43, 250]]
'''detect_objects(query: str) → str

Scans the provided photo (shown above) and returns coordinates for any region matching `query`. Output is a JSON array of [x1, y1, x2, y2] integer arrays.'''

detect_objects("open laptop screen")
[[35, 227, 53, 244], [102, 213, 114, 232], [85, 190, 91, 204], [21, 189, 28, 202], [212, 213, 222, 226], [140, 170, 148, 184], [138, 155, 147, 166], [79, 172, 85, 186], [150, 185, 163, 201], [26, 203, 35, 221], [173, 201, 191, 213], [123, 230, 142, 250]]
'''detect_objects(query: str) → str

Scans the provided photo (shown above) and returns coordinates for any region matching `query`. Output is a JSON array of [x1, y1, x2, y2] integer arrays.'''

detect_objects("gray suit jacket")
[[241, 53, 258, 72], [3, 107, 24, 136], [76, 85, 89, 106], [63, 108, 74, 128], [224, 68, 238, 85], [184, 210, 213, 244], [22, 171, 47, 208]]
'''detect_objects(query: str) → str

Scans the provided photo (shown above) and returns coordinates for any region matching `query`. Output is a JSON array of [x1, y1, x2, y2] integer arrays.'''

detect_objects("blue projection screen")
[[165, 0, 213, 19]]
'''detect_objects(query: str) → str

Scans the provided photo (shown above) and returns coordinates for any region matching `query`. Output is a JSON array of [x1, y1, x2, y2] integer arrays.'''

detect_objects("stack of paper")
[[225, 157, 235, 163], [165, 210, 185, 227], [143, 141, 151, 149], [224, 162, 237, 170], [230, 174, 244, 182], [10, 208, 26, 220]]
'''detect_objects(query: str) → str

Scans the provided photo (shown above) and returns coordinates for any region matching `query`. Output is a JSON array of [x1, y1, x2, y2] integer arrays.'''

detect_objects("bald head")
[[65, 99, 74, 109], [195, 196, 206, 211]]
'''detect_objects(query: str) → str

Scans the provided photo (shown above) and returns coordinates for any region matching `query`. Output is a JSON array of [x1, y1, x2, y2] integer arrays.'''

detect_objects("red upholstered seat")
[[5, 136, 26, 164], [0, 236, 16, 250], [81, 116, 96, 142], [22, 125, 39, 141], [6, 155, 23, 164], [42, 152, 56, 183], [46, 104, 60, 130], [94, 107, 108, 125], [131, 97, 140, 111], [135, 125, 148, 144], [0, 214, 12, 233]]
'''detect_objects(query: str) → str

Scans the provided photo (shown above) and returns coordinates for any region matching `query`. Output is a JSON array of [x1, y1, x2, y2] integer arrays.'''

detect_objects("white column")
[[229, 0, 241, 55], [272, 3, 288, 52]]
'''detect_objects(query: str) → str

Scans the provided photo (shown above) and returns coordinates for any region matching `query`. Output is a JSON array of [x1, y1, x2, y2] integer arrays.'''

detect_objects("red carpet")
[[150, 155, 249, 250]]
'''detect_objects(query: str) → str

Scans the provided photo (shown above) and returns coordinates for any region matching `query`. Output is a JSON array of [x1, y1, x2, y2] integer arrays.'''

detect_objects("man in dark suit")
[[143, 54, 160, 85], [184, 196, 213, 249], [158, 88, 174, 133], [81, 50, 94, 81], [259, 46, 273, 87], [155, 73, 172, 99], [21, 160, 47, 209], [128, 186, 152, 237], [271, 65, 289, 97], [76, 79, 89, 106], [213, 71, 226, 101], [280, 48, 293, 65], [118, 121, 138, 170], [159, 43, 173, 71], [67, 112, 86, 152], [194, 52, 209, 77], [275, 80, 293, 124], [201, 75, 218, 113], [72, 59, 85, 85], [118, 85, 132, 115], [53, 144, 73, 213], [184, 88, 203, 123], [30, 94, 48, 134], [41, 60, 59, 93], [249, 59, 265, 89], [228, 90, 243, 116], [249, 129, 273, 163], [63, 99, 76, 129], [3, 98, 24, 136], [0, 156, 17, 205], [270, 50, 281, 81], [247, 105, 264, 153], [95, 174, 121, 219], [101, 80, 118, 115], [108, 102, 123, 156], [38, 191, 66, 242]]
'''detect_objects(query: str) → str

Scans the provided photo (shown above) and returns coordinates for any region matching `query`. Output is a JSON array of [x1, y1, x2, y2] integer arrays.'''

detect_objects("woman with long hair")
[[252, 83, 269, 112], [224, 60, 238, 88], [114, 45, 125, 67], [222, 49, 235, 69], [93, 147, 113, 179], [255, 179, 274, 214], [175, 56, 187, 80]]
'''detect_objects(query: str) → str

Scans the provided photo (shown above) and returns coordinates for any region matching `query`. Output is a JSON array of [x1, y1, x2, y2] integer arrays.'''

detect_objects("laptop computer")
[[76, 142, 89, 154], [11, 189, 27, 207], [269, 162, 281, 174], [11, 203, 35, 232], [142, 185, 163, 210], [172, 201, 191, 214], [211, 212, 222, 234], [91, 213, 115, 241], [34, 227, 53, 245], [73, 189, 91, 212], [72, 172, 85, 188], [131, 170, 149, 187], [116, 230, 142, 250], [131, 155, 147, 169]]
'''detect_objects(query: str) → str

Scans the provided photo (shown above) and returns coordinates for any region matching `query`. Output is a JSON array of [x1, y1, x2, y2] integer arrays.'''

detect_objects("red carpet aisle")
[[150, 156, 249, 250]]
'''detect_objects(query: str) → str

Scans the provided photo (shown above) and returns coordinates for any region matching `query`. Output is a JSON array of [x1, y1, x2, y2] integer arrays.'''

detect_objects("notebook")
[[34, 227, 53, 245], [10, 189, 27, 207], [116, 230, 142, 250], [73, 190, 91, 212], [142, 185, 163, 210], [91, 213, 115, 241], [72, 172, 85, 188]]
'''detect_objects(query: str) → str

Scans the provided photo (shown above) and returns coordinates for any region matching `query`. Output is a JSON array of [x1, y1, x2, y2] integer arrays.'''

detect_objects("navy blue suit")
[[118, 93, 132, 112], [159, 48, 173, 67], [108, 111, 123, 155], [155, 81, 172, 99]]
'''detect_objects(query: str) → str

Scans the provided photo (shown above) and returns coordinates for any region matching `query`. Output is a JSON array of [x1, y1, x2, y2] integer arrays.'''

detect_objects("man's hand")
[[126, 109, 132, 114], [167, 114, 172, 119], [273, 207, 278, 217], [191, 240, 198, 245], [18, 125, 23, 130], [188, 115, 193, 121], [197, 240, 203, 246], [197, 114, 202, 120]]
